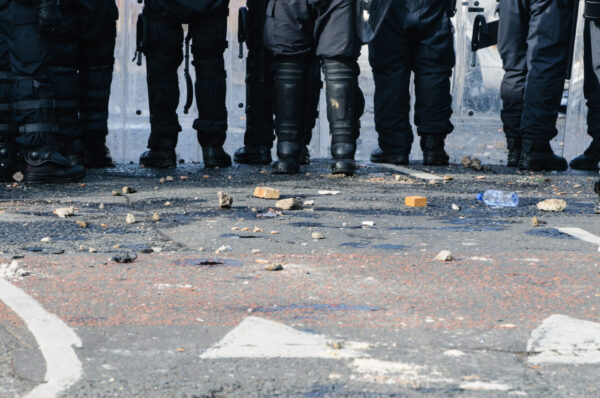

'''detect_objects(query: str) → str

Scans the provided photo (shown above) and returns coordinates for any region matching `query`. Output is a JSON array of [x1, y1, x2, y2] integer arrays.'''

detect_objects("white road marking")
[[373, 163, 444, 181], [527, 314, 600, 364], [0, 278, 82, 398], [459, 381, 512, 391], [200, 316, 369, 359], [555, 227, 600, 246], [351, 358, 453, 386]]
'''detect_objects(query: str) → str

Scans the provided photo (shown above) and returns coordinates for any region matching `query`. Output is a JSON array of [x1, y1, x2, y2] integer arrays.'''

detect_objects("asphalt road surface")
[[1, 160, 599, 397]]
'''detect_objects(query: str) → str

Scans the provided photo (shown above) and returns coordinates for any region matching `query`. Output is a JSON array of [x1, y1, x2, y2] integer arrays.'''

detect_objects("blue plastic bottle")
[[476, 190, 519, 207]]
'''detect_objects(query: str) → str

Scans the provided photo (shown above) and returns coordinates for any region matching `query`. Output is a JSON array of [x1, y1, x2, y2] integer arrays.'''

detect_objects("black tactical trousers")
[[0, 1, 59, 150], [52, 0, 118, 153], [368, 0, 455, 156], [584, 20, 600, 140], [498, 0, 574, 142], [142, 0, 229, 150]]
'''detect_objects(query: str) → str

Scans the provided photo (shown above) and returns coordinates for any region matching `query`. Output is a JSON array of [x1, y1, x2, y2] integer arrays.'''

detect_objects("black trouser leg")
[[323, 57, 359, 176], [0, 70, 17, 181], [190, 14, 231, 168], [298, 54, 321, 164], [272, 55, 309, 174], [139, 9, 182, 168]]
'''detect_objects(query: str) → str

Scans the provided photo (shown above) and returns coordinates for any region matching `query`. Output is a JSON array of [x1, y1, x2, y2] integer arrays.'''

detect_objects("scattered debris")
[[304, 200, 315, 206], [89, 248, 98, 253], [253, 227, 263, 233], [451, 203, 461, 211], [12, 171, 23, 182], [40, 237, 51, 243], [164, 201, 172, 206], [362, 221, 375, 227], [0, 261, 29, 279], [125, 213, 136, 224], [405, 196, 427, 207], [113, 244, 121, 249], [110, 253, 137, 263], [165, 176, 175, 182], [76, 220, 88, 228], [122, 186, 136, 194], [151, 212, 161, 221], [312, 232, 325, 239], [435, 250, 453, 262], [537, 199, 567, 212], [276, 198, 302, 210], [215, 245, 232, 254], [231, 226, 240, 231], [318, 190, 341, 195], [329, 341, 343, 350], [270, 230, 279, 235], [152, 247, 163, 253], [265, 263, 283, 271], [99, 203, 105, 210], [54, 206, 76, 218], [461, 156, 472, 168], [531, 217, 547, 226], [241, 227, 251, 232], [218, 191, 234, 208], [461, 156, 483, 171], [180, 176, 188, 181], [443, 175, 453, 181], [256, 208, 282, 218], [255, 259, 270, 264], [111, 190, 121, 196], [254, 187, 280, 199], [251, 249, 261, 254], [159, 177, 166, 184]]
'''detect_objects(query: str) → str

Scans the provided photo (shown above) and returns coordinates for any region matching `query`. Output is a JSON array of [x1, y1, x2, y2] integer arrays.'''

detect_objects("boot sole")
[[24, 170, 86, 185], [233, 155, 272, 165], [140, 161, 177, 168]]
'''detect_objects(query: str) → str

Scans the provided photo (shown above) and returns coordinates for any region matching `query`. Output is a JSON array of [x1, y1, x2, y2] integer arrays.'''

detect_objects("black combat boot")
[[506, 137, 522, 167], [519, 139, 567, 171], [139, 136, 177, 168], [420, 134, 449, 166], [23, 146, 85, 184], [0, 137, 18, 182], [569, 139, 600, 171], [370, 148, 409, 165], [82, 136, 114, 168], [595, 180, 600, 214], [272, 56, 308, 174], [234, 145, 272, 165], [323, 58, 361, 176]]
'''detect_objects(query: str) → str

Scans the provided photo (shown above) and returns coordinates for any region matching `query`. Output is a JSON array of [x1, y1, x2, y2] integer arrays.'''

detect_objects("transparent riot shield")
[[108, 0, 303, 163], [563, 4, 589, 162], [451, 0, 506, 164]]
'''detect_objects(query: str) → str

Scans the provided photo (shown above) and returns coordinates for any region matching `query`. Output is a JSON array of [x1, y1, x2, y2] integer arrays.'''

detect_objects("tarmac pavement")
[[0, 160, 599, 397]]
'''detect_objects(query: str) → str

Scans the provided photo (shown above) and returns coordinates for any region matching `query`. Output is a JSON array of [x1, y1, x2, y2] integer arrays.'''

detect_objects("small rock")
[[110, 253, 137, 263], [443, 175, 454, 181], [125, 214, 136, 224], [470, 158, 483, 171], [99, 203, 105, 210], [122, 186, 136, 194], [253, 187, 280, 199], [164, 201, 172, 206], [215, 245, 232, 254], [54, 206, 76, 218], [312, 232, 325, 239], [113, 244, 121, 249], [180, 176, 188, 181], [111, 190, 121, 196], [270, 230, 279, 235], [218, 191, 233, 208], [151, 212, 161, 221], [452, 203, 461, 211], [435, 250, 453, 262], [241, 227, 251, 232], [159, 177, 166, 184], [79, 245, 86, 251], [251, 249, 261, 254], [76, 220, 88, 228], [304, 200, 315, 206], [362, 221, 375, 227], [12, 171, 23, 182], [40, 237, 51, 243], [89, 248, 98, 253], [152, 247, 163, 253], [461, 156, 472, 168], [329, 341, 343, 350], [165, 176, 175, 182], [253, 227, 263, 233], [318, 190, 341, 195], [275, 198, 302, 210], [231, 227, 240, 231], [265, 263, 283, 271], [537, 199, 567, 212]]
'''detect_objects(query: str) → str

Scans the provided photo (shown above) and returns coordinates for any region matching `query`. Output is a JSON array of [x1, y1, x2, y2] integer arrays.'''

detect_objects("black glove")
[[38, 0, 61, 35]]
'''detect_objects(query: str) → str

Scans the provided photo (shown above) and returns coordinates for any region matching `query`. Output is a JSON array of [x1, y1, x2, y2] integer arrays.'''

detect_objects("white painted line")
[[459, 381, 512, 391], [372, 163, 444, 180], [527, 314, 600, 364], [200, 316, 369, 359], [0, 278, 82, 398], [556, 227, 600, 246]]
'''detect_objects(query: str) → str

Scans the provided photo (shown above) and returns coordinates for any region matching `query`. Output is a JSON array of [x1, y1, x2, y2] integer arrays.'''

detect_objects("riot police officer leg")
[[190, 15, 231, 169], [298, 54, 321, 166], [234, 0, 274, 165], [0, 29, 18, 182], [498, 0, 528, 167], [518, 0, 571, 171], [323, 58, 359, 176], [79, 0, 118, 168], [570, 20, 600, 170], [272, 55, 309, 174], [139, 11, 183, 168]]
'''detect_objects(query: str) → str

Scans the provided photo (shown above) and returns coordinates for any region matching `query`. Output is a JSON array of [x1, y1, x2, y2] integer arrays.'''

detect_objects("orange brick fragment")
[[253, 186, 280, 199], [405, 196, 427, 207]]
